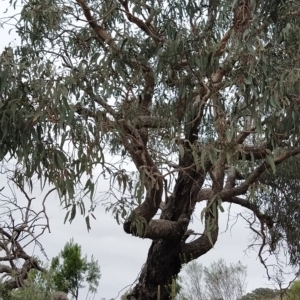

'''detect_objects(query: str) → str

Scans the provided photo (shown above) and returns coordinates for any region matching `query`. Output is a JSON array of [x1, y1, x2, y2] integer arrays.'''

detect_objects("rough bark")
[[129, 153, 216, 299], [131, 239, 183, 299]]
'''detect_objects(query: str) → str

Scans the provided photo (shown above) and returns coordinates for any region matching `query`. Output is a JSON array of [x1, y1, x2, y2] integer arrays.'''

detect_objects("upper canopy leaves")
[[2, 0, 300, 268]]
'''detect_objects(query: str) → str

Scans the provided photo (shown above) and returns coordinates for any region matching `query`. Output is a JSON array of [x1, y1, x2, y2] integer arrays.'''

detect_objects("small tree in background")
[[179, 261, 206, 300], [204, 259, 247, 300], [180, 259, 247, 300], [241, 287, 282, 300], [51, 239, 101, 300]]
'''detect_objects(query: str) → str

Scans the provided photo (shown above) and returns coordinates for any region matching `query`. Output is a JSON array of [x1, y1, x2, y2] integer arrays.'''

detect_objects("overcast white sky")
[[0, 4, 295, 300]]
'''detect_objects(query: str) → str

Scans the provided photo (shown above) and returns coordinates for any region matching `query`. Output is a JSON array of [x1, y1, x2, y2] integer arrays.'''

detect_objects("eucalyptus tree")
[[180, 259, 247, 300], [51, 239, 101, 300], [1, 0, 300, 299]]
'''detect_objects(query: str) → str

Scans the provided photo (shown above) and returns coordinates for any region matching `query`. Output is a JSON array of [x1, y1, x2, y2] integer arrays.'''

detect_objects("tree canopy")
[[51, 239, 101, 300], [1, 0, 300, 299]]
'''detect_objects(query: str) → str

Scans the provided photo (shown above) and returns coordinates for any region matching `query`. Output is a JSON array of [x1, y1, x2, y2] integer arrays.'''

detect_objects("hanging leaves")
[[2, 0, 300, 257]]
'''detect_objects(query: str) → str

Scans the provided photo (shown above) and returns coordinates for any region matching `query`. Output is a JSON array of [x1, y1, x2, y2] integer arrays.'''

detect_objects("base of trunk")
[[130, 238, 182, 300]]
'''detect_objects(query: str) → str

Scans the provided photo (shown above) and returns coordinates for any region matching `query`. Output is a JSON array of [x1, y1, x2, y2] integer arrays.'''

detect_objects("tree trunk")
[[129, 158, 217, 300], [131, 238, 182, 299]]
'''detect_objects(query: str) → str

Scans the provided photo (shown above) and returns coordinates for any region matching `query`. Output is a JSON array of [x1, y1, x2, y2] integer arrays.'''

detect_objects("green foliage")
[[51, 239, 101, 300], [3, 0, 300, 296], [0, 239, 100, 300], [257, 155, 300, 265], [241, 287, 281, 300], [287, 280, 300, 300], [0, 268, 54, 300], [2, 0, 300, 227], [0, 43, 101, 222]]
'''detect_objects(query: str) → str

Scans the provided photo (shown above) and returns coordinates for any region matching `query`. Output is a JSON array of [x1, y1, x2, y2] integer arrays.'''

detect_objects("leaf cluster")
[[50, 239, 101, 299]]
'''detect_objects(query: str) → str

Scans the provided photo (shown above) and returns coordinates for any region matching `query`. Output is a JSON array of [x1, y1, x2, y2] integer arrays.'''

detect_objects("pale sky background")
[[0, 3, 295, 300]]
